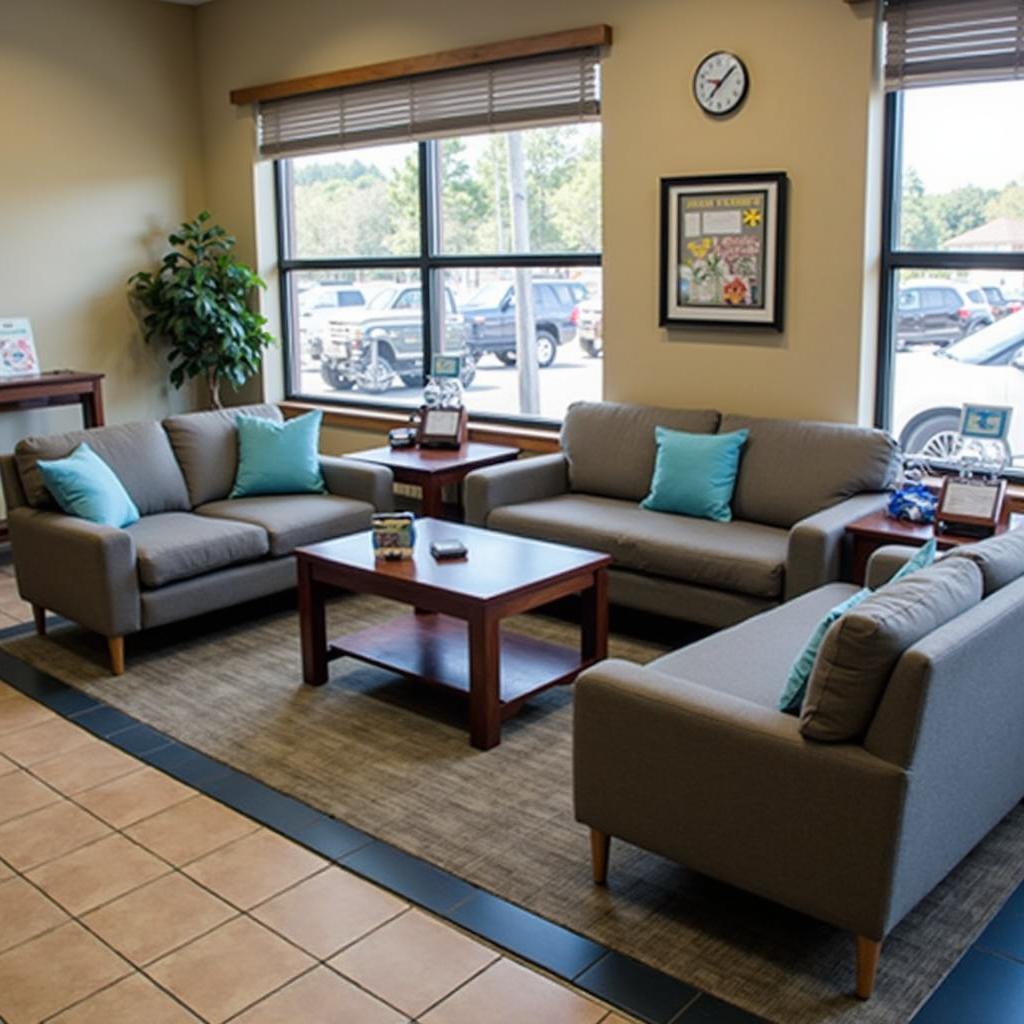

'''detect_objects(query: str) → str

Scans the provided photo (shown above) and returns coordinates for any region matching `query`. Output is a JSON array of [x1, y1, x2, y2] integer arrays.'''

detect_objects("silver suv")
[[896, 279, 994, 350]]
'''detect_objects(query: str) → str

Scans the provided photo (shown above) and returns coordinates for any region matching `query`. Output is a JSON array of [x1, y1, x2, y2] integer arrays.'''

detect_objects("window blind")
[[885, 0, 1024, 89], [257, 48, 601, 159]]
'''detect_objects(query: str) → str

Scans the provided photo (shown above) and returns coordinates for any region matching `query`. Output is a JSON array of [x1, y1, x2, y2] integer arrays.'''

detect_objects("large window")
[[879, 2, 1024, 470], [278, 123, 602, 423]]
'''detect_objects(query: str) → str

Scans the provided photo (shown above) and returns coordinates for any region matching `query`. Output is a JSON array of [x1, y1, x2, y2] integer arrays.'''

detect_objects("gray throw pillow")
[[941, 530, 1024, 596], [800, 557, 983, 742]]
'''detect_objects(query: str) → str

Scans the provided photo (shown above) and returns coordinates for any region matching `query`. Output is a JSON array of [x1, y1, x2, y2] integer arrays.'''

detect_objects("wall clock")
[[693, 51, 749, 117]]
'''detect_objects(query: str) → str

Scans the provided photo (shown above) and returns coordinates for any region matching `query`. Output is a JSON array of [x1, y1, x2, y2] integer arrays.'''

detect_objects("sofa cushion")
[[231, 411, 325, 498], [649, 582, 861, 709], [719, 414, 900, 529], [197, 494, 373, 557], [37, 443, 140, 529], [126, 513, 269, 589], [162, 404, 282, 507], [800, 557, 983, 742], [942, 530, 1024, 596], [561, 401, 720, 502], [488, 493, 788, 598], [16, 421, 190, 516]]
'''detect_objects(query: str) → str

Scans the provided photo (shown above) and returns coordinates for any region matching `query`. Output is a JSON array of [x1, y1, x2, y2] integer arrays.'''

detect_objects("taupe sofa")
[[574, 534, 1024, 998], [466, 401, 900, 627], [0, 404, 392, 673]]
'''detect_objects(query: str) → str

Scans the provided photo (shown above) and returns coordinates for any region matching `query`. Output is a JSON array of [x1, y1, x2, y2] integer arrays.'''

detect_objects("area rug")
[[5, 595, 1023, 1023]]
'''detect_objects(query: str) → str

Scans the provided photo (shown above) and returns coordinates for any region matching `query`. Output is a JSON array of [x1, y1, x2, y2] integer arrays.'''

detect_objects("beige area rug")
[[6, 595, 1023, 1023]]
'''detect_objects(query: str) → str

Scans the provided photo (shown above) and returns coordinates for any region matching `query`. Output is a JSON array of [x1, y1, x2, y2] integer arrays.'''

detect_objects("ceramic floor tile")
[[0, 799, 111, 871], [233, 965, 407, 1024], [182, 827, 326, 909], [422, 958, 606, 1024], [146, 915, 314, 1024], [0, 695, 55, 736], [0, 876, 69, 953], [252, 865, 407, 959], [125, 793, 259, 866], [27, 833, 170, 916], [0, 921, 131, 1024], [32, 740, 146, 796], [82, 871, 237, 966], [47, 972, 202, 1023], [0, 768, 61, 823], [329, 909, 498, 1018], [0, 717, 94, 765], [74, 765, 193, 828]]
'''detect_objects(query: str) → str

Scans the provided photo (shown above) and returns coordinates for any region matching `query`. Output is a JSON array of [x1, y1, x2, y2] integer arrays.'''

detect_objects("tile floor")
[[0, 680, 640, 1024]]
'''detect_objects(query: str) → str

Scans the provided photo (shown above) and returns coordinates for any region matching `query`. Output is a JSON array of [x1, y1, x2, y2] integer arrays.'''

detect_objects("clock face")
[[693, 51, 748, 116]]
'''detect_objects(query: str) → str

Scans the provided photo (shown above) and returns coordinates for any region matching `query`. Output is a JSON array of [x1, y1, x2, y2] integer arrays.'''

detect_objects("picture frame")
[[936, 475, 1007, 538], [417, 404, 467, 449], [959, 404, 1012, 443], [431, 353, 463, 379], [0, 318, 40, 377], [659, 172, 787, 330]]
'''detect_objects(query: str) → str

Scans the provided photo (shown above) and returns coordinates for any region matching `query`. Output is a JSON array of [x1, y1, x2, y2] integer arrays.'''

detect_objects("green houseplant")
[[129, 211, 274, 409]]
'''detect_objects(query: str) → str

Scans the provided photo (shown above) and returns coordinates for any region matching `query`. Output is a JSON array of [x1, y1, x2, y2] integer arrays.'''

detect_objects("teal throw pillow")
[[641, 427, 749, 522], [231, 410, 326, 498], [778, 587, 872, 715], [37, 443, 140, 529], [888, 538, 936, 584]]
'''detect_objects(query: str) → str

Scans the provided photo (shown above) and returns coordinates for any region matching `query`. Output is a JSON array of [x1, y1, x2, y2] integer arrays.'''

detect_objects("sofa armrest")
[[574, 658, 907, 938], [865, 544, 921, 589], [785, 492, 890, 600], [463, 453, 568, 527], [320, 456, 393, 511], [8, 507, 140, 637]]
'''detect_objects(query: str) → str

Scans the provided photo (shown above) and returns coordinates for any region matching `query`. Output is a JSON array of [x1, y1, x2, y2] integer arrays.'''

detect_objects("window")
[[879, 0, 1024, 470], [274, 60, 602, 423]]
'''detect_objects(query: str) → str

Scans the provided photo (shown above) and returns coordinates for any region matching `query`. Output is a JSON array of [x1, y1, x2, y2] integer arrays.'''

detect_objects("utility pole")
[[506, 132, 539, 416]]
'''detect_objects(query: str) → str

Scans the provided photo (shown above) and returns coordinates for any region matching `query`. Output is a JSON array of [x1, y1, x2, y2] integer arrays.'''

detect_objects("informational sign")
[[0, 319, 40, 378]]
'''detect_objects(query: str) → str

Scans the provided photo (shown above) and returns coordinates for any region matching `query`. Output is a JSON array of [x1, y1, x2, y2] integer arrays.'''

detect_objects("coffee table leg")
[[581, 567, 609, 663], [298, 558, 328, 686], [468, 610, 501, 750], [420, 482, 444, 520]]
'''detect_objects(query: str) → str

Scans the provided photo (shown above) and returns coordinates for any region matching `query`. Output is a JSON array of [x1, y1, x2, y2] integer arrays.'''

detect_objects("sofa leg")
[[590, 828, 610, 885], [856, 935, 881, 999], [107, 636, 125, 676], [32, 605, 46, 636]]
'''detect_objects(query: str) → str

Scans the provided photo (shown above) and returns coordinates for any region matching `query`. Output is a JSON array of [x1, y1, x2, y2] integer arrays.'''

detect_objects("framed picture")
[[937, 476, 1007, 538], [959, 404, 1012, 443], [659, 172, 787, 330], [0, 318, 40, 377], [431, 354, 463, 379]]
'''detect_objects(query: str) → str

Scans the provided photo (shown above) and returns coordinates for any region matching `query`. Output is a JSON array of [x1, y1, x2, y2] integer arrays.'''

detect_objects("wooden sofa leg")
[[590, 828, 610, 885], [856, 935, 881, 999], [32, 605, 46, 636], [107, 636, 125, 676]]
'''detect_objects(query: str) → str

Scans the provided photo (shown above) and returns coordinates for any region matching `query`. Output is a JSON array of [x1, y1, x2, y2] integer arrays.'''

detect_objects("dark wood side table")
[[297, 518, 610, 750], [345, 441, 519, 519], [845, 509, 1024, 584]]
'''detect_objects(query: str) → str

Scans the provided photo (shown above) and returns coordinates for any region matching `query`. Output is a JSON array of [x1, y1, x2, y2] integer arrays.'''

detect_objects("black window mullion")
[[875, 91, 901, 431]]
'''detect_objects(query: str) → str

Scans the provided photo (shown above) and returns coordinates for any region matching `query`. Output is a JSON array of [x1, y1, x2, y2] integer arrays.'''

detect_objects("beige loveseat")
[[466, 401, 901, 627], [0, 403, 392, 673]]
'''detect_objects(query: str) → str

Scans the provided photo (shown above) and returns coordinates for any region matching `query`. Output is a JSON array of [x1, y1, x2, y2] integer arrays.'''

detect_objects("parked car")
[[982, 285, 1024, 320], [891, 309, 1024, 463], [461, 279, 588, 368], [896, 279, 994, 351], [319, 284, 473, 393], [576, 292, 602, 358], [298, 284, 369, 360]]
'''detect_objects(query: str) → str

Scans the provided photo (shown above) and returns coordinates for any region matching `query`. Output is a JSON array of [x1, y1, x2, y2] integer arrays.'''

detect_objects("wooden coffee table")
[[296, 519, 611, 750]]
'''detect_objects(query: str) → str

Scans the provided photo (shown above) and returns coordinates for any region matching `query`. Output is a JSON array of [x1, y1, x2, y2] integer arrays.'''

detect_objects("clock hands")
[[708, 65, 735, 99]]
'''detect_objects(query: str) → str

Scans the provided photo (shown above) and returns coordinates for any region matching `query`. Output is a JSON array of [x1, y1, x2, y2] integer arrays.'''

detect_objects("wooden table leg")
[[419, 482, 444, 520], [81, 381, 105, 428], [468, 610, 501, 750], [852, 537, 873, 586], [298, 558, 328, 686], [580, 567, 608, 664]]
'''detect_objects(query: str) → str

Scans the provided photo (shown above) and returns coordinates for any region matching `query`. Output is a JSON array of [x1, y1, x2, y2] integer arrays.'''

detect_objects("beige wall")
[[195, 0, 882, 448], [0, 0, 204, 462]]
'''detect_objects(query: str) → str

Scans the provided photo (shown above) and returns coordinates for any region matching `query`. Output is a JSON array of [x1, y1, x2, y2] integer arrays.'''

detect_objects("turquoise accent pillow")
[[641, 427, 749, 522], [888, 538, 937, 584], [231, 410, 326, 498], [36, 443, 140, 529], [778, 587, 872, 714]]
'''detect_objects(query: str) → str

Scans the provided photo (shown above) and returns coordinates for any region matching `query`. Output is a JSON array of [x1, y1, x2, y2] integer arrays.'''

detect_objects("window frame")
[[275, 136, 602, 428]]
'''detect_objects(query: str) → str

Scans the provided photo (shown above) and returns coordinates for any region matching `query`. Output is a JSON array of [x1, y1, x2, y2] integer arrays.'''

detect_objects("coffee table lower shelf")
[[328, 612, 592, 716]]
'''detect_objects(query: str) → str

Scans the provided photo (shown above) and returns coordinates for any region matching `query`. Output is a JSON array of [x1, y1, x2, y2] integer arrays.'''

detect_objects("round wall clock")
[[693, 51, 749, 117]]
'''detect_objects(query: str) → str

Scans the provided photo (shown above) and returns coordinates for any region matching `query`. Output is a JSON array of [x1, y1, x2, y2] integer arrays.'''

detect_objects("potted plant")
[[129, 211, 274, 409]]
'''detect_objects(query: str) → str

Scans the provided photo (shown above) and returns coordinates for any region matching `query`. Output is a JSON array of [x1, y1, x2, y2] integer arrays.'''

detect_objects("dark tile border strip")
[[6, 641, 1005, 1022]]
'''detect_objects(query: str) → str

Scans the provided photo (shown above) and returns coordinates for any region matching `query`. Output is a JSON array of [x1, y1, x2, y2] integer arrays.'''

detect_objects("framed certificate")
[[417, 405, 467, 449], [937, 476, 1007, 537]]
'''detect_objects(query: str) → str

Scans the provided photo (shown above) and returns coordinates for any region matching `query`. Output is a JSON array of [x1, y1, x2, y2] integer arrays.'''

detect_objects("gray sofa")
[[0, 403, 392, 673], [466, 401, 900, 627], [574, 533, 1024, 998]]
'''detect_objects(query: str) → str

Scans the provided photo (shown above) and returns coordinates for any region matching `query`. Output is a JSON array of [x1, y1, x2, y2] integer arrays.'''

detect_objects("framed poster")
[[0, 318, 40, 377], [659, 172, 787, 330], [959, 404, 1012, 443]]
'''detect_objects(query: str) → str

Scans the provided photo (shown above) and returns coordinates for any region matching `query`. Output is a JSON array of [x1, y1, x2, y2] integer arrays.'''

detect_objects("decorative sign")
[[371, 512, 416, 560], [659, 173, 787, 330], [431, 354, 463, 379], [937, 476, 1007, 538], [959, 404, 1012, 443], [0, 319, 40, 377]]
